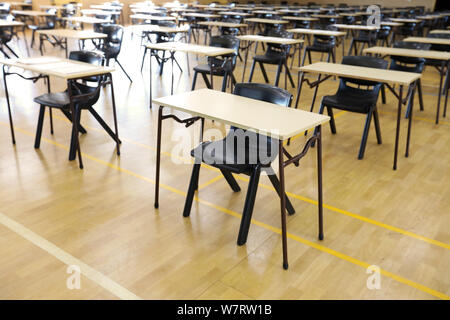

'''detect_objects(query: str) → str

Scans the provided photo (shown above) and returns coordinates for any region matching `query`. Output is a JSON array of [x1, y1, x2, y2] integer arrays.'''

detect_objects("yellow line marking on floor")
[[2, 122, 449, 300], [198, 174, 225, 190], [378, 110, 450, 126], [0, 212, 142, 300], [22, 113, 450, 250]]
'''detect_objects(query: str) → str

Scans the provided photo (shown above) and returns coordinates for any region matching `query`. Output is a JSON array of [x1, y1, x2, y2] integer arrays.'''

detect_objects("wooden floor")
[[0, 27, 449, 300]]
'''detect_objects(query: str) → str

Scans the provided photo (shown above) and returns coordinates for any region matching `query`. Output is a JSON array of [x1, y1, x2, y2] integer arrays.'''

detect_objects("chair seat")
[[193, 64, 226, 76], [190, 136, 277, 174], [253, 52, 285, 64], [33, 92, 70, 108], [322, 91, 377, 114]]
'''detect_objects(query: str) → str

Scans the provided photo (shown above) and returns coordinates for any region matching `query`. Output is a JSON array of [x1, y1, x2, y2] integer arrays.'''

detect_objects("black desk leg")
[[3, 66, 15, 144], [278, 140, 289, 270], [154, 106, 163, 209], [436, 60, 445, 124], [294, 71, 305, 110], [393, 85, 403, 170], [241, 41, 251, 83], [443, 61, 449, 119], [109, 73, 120, 156], [149, 49, 152, 108], [317, 125, 324, 240], [171, 51, 175, 95]]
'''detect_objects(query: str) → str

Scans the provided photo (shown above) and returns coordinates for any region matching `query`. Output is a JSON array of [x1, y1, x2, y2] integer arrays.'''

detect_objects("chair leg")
[[268, 174, 295, 215], [248, 60, 256, 83], [373, 108, 382, 144], [115, 58, 132, 83], [417, 78, 424, 111], [34, 105, 46, 149], [69, 106, 82, 161], [88, 107, 122, 144], [61, 109, 87, 134], [326, 106, 337, 134], [301, 48, 308, 66], [285, 62, 295, 88], [191, 71, 198, 90], [31, 30, 36, 48], [381, 84, 386, 104], [140, 47, 148, 72], [348, 39, 354, 55], [220, 169, 241, 192], [274, 62, 282, 87], [237, 165, 261, 246], [358, 110, 374, 160], [200, 72, 211, 89], [182, 163, 201, 217], [259, 62, 270, 84], [49, 107, 54, 134], [221, 73, 228, 92]]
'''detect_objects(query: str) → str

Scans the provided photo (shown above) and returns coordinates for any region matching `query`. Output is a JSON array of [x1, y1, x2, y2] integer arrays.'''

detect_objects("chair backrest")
[[209, 35, 240, 70], [428, 33, 450, 51], [228, 83, 293, 164], [337, 56, 388, 101], [101, 24, 124, 57], [68, 50, 104, 107], [391, 41, 430, 66], [265, 28, 293, 54], [313, 24, 337, 45], [233, 83, 293, 107]]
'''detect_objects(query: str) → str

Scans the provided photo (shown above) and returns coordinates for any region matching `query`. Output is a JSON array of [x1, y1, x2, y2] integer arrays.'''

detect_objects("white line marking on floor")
[[0, 212, 141, 300]]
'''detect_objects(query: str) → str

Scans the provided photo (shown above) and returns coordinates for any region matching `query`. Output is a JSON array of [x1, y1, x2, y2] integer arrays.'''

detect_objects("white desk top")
[[12, 10, 55, 16], [282, 16, 318, 21], [244, 18, 287, 24], [145, 42, 236, 56], [389, 18, 421, 23], [333, 24, 378, 30], [132, 24, 189, 33], [0, 56, 114, 79], [36, 29, 107, 40], [237, 34, 303, 45], [81, 9, 121, 15], [287, 28, 346, 37], [429, 29, 450, 35], [63, 16, 112, 24], [297, 62, 421, 86], [130, 14, 176, 21], [183, 13, 220, 19], [364, 46, 450, 61], [403, 36, 450, 46], [218, 11, 252, 16], [152, 88, 329, 140], [0, 20, 25, 27], [197, 21, 248, 28]]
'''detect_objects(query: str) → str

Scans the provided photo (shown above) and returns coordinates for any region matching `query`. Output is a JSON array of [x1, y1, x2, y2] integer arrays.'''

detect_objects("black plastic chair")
[[33, 50, 120, 169], [348, 29, 378, 55], [387, 41, 430, 114], [301, 24, 337, 66], [0, 15, 18, 58], [316, 56, 388, 159], [28, 9, 57, 48], [99, 24, 132, 83], [248, 28, 295, 88], [140, 21, 180, 73], [191, 35, 239, 92], [183, 83, 295, 246]]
